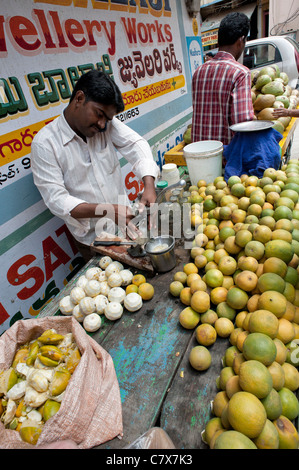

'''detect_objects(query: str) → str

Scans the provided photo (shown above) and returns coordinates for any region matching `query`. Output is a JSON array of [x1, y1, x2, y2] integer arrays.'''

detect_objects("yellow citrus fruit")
[[214, 317, 234, 337], [179, 307, 200, 329], [138, 282, 154, 300], [169, 281, 184, 297], [173, 271, 188, 284], [239, 359, 273, 398], [186, 272, 201, 286], [253, 419, 280, 449], [212, 391, 230, 417], [190, 279, 207, 294], [189, 345, 211, 371], [235, 270, 258, 292], [183, 262, 198, 276], [180, 287, 192, 306], [210, 287, 227, 305], [273, 416, 299, 449], [132, 274, 146, 286], [190, 290, 210, 313], [195, 323, 217, 346], [257, 291, 287, 318], [126, 284, 139, 294], [227, 391, 267, 439], [248, 309, 279, 339]]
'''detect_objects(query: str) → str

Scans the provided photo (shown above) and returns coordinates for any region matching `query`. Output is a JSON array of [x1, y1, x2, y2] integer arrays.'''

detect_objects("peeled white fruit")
[[79, 297, 96, 315], [104, 302, 123, 321], [59, 296, 75, 315], [84, 279, 101, 297], [107, 272, 123, 288], [99, 256, 112, 269], [70, 286, 86, 304], [94, 294, 109, 314], [98, 271, 107, 282], [108, 287, 126, 304], [112, 261, 124, 271], [85, 267, 102, 280], [83, 313, 102, 332], [100, 281, 110, 296], [105, 263, 120, 278], [124, 293, 143, 312], [120, 269, 133, 286], [72, 304, 84, 322], [76, 275, 88, 290]]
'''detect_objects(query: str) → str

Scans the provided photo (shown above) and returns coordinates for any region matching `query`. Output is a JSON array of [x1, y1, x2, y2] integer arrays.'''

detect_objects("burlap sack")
[[0, 316, 123, 449]]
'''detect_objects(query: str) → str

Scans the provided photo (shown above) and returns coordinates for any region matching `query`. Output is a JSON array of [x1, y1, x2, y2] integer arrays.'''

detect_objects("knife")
[[93, 240, 137, 247]]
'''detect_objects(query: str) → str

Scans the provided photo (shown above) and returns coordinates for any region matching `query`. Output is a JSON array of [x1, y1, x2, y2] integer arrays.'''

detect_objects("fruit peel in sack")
[[0, 328, 81, 445]]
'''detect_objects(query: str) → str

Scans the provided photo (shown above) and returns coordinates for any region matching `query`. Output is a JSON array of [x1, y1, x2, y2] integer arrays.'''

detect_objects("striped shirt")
[[191, 51, 254, 145]]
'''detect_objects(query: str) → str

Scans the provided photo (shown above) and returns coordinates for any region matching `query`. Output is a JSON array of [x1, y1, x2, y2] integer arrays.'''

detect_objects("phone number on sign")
[[116, 107, 139, 123]]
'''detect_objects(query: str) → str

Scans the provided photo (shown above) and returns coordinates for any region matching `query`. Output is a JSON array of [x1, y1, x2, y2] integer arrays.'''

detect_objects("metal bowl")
[[145, 235, 176, 272]]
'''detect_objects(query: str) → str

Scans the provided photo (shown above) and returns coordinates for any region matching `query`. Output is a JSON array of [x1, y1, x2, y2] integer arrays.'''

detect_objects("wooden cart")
[[164, 116, 299, 168], [38, 242, 228, 449]]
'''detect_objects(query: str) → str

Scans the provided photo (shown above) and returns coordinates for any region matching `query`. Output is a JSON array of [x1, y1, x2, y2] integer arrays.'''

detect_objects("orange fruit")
[[262, 257, 288, 277], [126, 284, 139, 295], [226, 287, 249, 310], [195, 323, 217, 346], [179, 307, 200, 329], [210, 287, 227, 305], [257, 272, 286, 294], [257, 291, 287, 318], [183, 262, 198, 276], [138, 282, 154, 300], [244, 240, 265, 260], [191, 290, 210, 313], [190, 279, 207, 294], [189, 345, 211, 371], [173, 271, 188, 284], [214, 317, 234, 337], [186, 273, 201, 287], [235, 270, 258, 292], [132, 274, 146, 286], [218, 256, 237, 275], [205, 269, 224, 288], [180, 287, 192, 306], [237, 256, 258, 272]]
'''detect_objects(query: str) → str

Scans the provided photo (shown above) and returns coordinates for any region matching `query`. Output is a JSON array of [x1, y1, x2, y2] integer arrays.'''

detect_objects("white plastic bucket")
[[183, 141, 223, 186]]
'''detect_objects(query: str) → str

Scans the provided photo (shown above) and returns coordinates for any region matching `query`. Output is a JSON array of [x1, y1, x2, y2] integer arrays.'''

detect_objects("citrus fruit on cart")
[[189, 345, 211, 371], [138, 282, 154, 300]]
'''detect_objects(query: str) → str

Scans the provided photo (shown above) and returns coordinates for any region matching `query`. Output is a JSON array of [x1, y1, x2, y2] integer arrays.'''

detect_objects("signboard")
[[201, 28, 218, 47], [0, 0, 196, 334]]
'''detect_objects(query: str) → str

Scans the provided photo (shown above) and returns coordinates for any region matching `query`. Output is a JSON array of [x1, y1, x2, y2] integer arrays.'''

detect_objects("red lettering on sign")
[[7, 255, 45, 300], [125, 171, 140, 201], [9, 16, 41, 51], [42, 236, 71, 282], [0, 303, 9, 325]]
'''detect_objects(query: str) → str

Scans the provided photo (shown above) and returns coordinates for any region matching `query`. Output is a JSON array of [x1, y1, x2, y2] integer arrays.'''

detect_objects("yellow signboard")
[[201, 28, 218, 46]]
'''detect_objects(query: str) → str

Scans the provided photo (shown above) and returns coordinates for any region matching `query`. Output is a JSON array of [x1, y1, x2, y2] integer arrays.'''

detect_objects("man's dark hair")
[[70, 70, 125, 113], [218, 12, 250, 47]]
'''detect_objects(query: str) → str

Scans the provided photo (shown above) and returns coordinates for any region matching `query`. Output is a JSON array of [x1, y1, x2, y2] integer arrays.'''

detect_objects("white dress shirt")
[[31, 112, 159, 245]]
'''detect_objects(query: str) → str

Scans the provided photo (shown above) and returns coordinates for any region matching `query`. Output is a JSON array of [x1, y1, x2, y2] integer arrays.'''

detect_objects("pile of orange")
[[169, 160, 299, 449]]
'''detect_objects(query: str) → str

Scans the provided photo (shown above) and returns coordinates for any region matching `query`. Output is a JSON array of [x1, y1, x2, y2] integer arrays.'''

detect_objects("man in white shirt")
[[31, 70, 159, 261]]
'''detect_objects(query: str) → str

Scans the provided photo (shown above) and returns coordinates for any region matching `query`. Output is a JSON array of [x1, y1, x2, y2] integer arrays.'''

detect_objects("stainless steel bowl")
[[145, 235, 176, 272]]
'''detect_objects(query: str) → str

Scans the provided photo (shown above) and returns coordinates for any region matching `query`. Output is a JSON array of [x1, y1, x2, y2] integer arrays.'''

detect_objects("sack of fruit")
[[0, 315, 123, 449]]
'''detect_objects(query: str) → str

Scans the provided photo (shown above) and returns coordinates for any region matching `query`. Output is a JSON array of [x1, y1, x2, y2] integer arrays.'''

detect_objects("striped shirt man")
[[191, 51, 254, 145]]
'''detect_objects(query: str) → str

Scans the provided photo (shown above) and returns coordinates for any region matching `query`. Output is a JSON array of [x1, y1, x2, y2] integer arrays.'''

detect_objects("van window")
[[243, 43, 282, 69]]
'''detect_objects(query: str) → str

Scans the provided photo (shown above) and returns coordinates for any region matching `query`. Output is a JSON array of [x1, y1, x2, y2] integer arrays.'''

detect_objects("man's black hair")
[[218, 12, 250, 47], [70, 70, 125, 113]]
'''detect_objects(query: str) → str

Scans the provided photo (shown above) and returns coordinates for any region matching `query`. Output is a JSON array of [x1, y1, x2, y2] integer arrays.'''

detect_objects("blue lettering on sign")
[[156, 134, 183, 171]]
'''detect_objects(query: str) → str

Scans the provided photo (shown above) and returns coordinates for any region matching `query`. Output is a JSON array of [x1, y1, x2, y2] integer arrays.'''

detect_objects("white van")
[[242, 36, 299, 89]]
